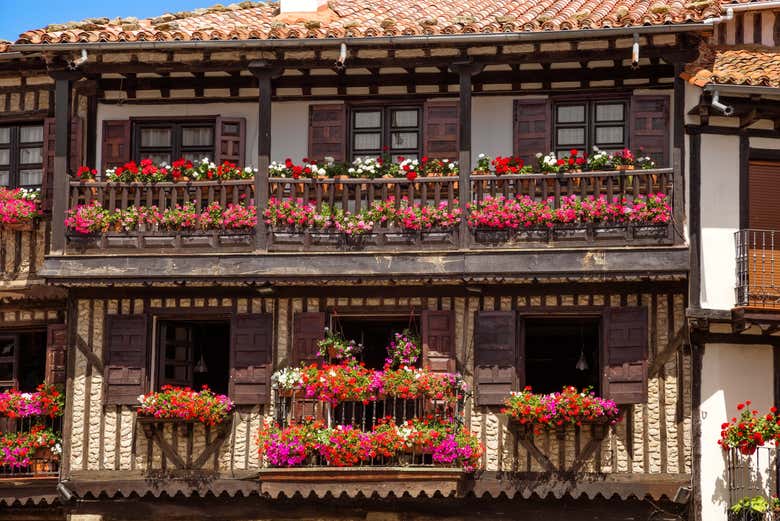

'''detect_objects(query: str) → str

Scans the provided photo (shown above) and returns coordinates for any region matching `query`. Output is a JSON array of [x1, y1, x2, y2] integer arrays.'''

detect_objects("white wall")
[[700, 343, 775, 521], [471, 96, 517, 163]]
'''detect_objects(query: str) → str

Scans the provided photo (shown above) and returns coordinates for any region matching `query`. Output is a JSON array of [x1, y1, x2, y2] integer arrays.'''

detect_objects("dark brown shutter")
[[41, 117, 83, 211], [630, 95, 669, 168], [308, 104, 346, 162], [513, 99, 551, 166], [292, 312, 325, 365], [475, 311, 521, 406], [104, 315, 148, 405], [230, 313, 273, 405], [45, 324, 67, 386], [423, 100, 459, 160], [748, 161, 780, 230], [422, 310, 455, 373], [101, 120, 132, 171], [215, 117, 246, 166], [602, 307, 648, 405]]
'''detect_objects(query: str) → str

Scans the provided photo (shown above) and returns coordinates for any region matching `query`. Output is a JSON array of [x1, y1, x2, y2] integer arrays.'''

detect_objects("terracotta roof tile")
[[12, 0, 722, 46], [684, 43, 780, 88]]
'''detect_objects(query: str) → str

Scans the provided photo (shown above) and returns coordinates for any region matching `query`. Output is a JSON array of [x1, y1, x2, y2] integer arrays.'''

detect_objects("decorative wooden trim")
[[739, 135, 750, 229], [689, 133, 701, 309]]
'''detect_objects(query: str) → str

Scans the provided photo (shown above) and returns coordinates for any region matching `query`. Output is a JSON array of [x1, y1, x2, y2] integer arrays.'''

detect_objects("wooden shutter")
[[230, 314, 273, 405], [308, 104, 346, 162], [475, 311, 522, 406], [45, 324, 67, 386], [101, 120, 132, 171], [422, 310, 455, 373], [292, 312, 325, 365], [630, 95, 669, 168], [215, 117, 246, 166], [423, 100, 459, 160], [104, 315, 148, 405], [41, 117, 82, 211], [513, 99, 551, 166], [602, 307, 648, 405], [748, 161, 780, 230]]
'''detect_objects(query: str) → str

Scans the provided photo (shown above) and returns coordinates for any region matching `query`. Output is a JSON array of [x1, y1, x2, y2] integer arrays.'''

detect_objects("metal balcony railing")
[[736, 229, 780, 309]]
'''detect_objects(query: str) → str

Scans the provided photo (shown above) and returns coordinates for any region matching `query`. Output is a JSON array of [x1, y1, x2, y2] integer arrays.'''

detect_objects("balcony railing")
[[727, 446, 779, 521], [0, 415, 62, 479], [736, 229, 780, 309], [64, 168, 674, 253]]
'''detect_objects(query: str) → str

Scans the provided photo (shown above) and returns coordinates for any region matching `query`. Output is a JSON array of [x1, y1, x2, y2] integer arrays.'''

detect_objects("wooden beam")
[[49, 74, 74, 255], [689, 133, 701, 309], [740, 108, 760, 129]]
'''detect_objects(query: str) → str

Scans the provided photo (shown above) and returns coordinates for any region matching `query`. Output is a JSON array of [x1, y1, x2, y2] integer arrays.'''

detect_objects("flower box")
[[592, 225, 628, 240], [4, 221, 34, 232], [473, 229, 511, 244], [633, 224, 669, 239], [421, 229, 454, 243], [137, 385, 234, 426], [383, 230, 418, 244], [310, 231, 341, 245], [551, 224, 588, 242]]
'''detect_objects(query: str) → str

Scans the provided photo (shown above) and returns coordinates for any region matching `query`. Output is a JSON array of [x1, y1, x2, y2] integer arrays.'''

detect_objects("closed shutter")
[[101, 120, 132, 171], [630, 95, 669, 168], [513, 99, 551, 166], [230, 314, 273, 405], [45, 324, 67, 386], [602, 307, 648, 404], [748, 161, 780, 231], [215, 117, 246, 166], [41, 117, 82, 211], [292, 312, 325, 365], [308, 104, 346, 162], [104, 315, 148, 405], [475, 311, 522, 406], [423, 100, 459, 160], [422, 310, 455, 373]]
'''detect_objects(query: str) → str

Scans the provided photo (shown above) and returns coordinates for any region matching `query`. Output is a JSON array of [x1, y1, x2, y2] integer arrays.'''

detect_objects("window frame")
[[552, 98, 629, 158], [0, 123, 45, 189], [348, 104, 423, 161], [132, 119, 216, 165], [0, 334, 19, 390]]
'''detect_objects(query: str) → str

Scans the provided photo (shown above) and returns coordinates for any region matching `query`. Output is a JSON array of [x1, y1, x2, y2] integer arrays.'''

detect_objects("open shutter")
[[602, 307, 648, 405], [101, 120, 132, 171], [423, 100, 459, 160], [292, 312, 325, 365], [230, 314, 273, 405], [630, 95, 669, 168], [422, 310, 455, 373], [513, 99, 551, 166], [41, 117, 83, 211], [475, 312, 521, 406], [104, 315, 148, 405], [748, 161, 780, 230], [308, 104, 346, 162], [215, 117, 246, 166], [45, 324, 67, 386]]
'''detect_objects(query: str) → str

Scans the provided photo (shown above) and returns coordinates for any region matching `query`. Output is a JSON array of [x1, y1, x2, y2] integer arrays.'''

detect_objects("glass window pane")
[[141, 153, 171, 165], [183, 152, 209, 163], [182, 127, 213, 147], [0, 363, 13, 382], [0, 171, 8, 186], [391, 110, 418, 128], [0, 338, 15, 357], [651, 117, 665, 130], [391, 132, 418, 150], [0, 128, 10, 144], [557, 105, 585, 123], [354, 111, 381, 129], [595, 126, 624, 145], [19, 146, 43, 164], [596, 103, 624, 122], [392, 154, 417, 162], [0, 149, 9, 165], [19, 169, 43, 186], [353, 133, 381, 151], [20, 126, 43, 143], [140, 128, 172, 147], [557, 128, 585, 146]]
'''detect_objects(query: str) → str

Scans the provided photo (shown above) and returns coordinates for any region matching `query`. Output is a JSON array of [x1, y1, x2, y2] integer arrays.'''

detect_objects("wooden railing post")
[[250, 61, 282, 252], [49, 73, 78, 255]]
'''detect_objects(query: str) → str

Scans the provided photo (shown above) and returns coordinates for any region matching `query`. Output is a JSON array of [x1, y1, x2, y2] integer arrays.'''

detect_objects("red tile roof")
[[13, 0, 721, 46], [684, 43, 780, 88]]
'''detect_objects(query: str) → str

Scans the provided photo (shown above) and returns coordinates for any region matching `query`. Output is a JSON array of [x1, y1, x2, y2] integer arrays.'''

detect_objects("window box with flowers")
[[0, 188, 42, 232]]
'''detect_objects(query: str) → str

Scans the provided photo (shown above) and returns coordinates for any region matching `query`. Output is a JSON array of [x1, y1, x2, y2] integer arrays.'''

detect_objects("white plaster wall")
[[699, 134, 741, 310], [471, 96, 517, 164], [700, 343, 775, 521]]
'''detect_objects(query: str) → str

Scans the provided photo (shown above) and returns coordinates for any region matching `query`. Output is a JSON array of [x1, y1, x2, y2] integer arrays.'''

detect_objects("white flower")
[[535, 152, 542, 158]]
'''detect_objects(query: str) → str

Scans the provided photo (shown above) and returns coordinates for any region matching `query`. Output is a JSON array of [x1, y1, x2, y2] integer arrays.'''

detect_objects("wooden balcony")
[[0, 416, 61, 480], [736, 229, 780, 309], [63, 168, 675, 254]]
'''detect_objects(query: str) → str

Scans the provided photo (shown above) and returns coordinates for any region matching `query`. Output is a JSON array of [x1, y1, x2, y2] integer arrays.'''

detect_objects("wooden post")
[[50, 74, 74, 255], [249, 61, 281, 252], [452, 61, 483, 250], [672, 63, 686, 244]]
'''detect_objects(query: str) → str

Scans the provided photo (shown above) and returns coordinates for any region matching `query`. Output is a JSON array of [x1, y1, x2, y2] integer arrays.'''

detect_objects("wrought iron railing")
[[736, 229, 780, 308], [0, 415, 62, 479], [727, 446, 779, 520]]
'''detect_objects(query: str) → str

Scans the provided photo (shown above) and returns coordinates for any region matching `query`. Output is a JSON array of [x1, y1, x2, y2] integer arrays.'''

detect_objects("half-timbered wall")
[[65, 284, 690, 482], [714, 9, 778, 47], [0, 221, 48, 287]]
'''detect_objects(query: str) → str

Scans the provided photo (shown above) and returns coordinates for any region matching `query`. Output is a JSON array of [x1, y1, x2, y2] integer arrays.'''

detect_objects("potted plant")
[[384, 329, 421, 369], [718, 400, 777, 455], [586, 146, 614, 172], [611, 148, 636, 171], [316, 328, 362, 363], [136, 385, 234, 426], [0, 188, 41, 232], [730, 496, 770, 521]]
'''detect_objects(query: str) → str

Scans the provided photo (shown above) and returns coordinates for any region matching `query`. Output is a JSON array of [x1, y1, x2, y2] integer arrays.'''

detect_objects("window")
[[553, 100, 628, 157], [158, 320, 230, 395], [338, 315, 419, 370], [134, 121, 215, 164], [0, 124, 44, 188], [523, 317, 600, 394], [0, 332, 47, 392], [350, 106, 422, 161]]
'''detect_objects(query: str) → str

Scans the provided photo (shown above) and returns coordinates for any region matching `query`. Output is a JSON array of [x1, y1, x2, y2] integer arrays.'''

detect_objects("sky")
[[0, 0, 213, 41]]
